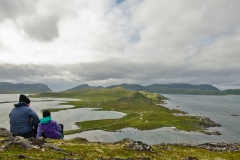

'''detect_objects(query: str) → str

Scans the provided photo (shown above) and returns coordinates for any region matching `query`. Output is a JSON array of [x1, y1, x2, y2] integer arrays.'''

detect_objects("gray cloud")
[[0, 0, 36, 22], [21, 14, 60, 42], [0, 0, 68, 42], [1, 58, 240, 91]]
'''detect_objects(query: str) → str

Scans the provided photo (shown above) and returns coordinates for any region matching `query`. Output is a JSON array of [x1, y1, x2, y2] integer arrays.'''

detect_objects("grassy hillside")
[[106, 83, 146, 91], [105, 83, 240, 95], [31, 87, 219, 135], [66, 84, 103, 91], [0, 136, 239, 160], [145, 83, 220, 92]]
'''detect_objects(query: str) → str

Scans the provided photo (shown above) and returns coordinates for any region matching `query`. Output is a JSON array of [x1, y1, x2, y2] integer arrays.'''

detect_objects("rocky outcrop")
[[154, 142, 239, 152], [193, 116, 222, 135], [0, 128, 12, 137], [201, 130, 221, 135], [126, 140, 156, 153], [196, 142, 240, 152], [0, 136, 60, 151], [27, 137, 47, 148], [1, 136, 39, 150], [0, 128, 60, 151], [114, 138, 156, 154], [196, 116, 221, 128]]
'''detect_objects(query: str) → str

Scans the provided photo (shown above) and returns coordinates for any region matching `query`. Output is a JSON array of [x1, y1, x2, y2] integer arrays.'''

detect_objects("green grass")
[[0, 137, 239, 160], [30, 87, 216, 135]]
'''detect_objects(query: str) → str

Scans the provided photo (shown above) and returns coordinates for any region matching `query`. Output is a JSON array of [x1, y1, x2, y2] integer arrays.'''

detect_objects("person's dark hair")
[[19, 94, 30, 104], [43, 110, 51, 118]]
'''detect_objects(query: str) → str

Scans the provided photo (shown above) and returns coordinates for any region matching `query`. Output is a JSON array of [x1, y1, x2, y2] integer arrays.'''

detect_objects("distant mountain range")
[[66, 83, 240, 95], [0, 82, 51, 93], [1, 82, 240, 95], [66, 84, 103, 91]]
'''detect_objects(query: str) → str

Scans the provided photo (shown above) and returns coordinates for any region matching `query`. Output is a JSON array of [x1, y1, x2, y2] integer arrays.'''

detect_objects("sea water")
[[0, 94, 125, 131], [0, 94, 239, 145], [161, 94, 240, 141], [65, 94, 240, 144]]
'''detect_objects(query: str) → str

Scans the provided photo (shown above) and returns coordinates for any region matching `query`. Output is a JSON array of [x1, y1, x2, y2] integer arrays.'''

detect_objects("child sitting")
[[36, 110, 64, 139]]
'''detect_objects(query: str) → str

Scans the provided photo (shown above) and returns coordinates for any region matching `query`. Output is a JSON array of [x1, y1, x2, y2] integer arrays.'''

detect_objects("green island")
[[30, 87, 220, 135]]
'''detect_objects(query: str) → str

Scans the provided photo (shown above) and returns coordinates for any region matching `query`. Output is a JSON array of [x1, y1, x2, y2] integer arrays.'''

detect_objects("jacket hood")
[[14, 102, 28, 107], [40, 116, 52, 124]]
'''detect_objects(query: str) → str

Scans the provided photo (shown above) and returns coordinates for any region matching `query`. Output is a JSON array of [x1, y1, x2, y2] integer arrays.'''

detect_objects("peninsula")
[[30, 87, 221, 135]]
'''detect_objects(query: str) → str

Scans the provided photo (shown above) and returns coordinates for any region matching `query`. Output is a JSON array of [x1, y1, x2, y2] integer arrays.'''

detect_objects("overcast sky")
[[0, 0, 240, 91]]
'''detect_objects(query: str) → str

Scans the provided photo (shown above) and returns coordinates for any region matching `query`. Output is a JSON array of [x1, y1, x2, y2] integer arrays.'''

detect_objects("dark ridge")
[[0, 82, 51, 93]]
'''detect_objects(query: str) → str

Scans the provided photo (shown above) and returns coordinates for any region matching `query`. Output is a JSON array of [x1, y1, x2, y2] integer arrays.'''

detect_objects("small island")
[[30, 87, 221, 136]]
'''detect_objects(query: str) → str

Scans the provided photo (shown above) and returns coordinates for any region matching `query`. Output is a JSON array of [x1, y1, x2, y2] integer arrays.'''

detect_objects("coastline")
[[29, 90, 224, 139]]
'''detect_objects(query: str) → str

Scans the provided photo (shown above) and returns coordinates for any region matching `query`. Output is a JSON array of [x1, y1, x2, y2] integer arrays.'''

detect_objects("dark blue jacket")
[[9, 102, 40, 135]]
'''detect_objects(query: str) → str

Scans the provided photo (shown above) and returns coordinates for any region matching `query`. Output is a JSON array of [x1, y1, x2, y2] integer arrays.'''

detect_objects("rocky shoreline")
[[194, 116, 222, 135]]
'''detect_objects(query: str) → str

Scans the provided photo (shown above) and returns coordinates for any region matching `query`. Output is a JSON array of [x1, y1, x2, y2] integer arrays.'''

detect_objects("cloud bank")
[[0, 0, 240, 90]]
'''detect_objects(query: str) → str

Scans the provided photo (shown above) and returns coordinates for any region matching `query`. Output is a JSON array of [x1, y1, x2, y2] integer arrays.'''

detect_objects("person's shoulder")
[[51, 120, 59, 125], [51, 120, 57, 123], [24, 106, 37, 114], [24, 106, 33, 111]]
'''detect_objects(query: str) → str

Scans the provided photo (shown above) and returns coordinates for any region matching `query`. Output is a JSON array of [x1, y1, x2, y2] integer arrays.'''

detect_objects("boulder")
[[196, 142, 239, 151], [28, 137, 47, 148], [1, 136, 38, 150], [0, 128, 12, 137], [1, 134, 60, 151], [126, 140, 156, 153]]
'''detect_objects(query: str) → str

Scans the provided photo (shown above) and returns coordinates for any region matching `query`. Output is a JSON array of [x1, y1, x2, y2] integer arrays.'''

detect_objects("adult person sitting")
[[9, 94, 40, 138]]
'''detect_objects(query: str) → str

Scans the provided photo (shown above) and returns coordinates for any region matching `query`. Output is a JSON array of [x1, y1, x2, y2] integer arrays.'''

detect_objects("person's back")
[[36, 110, 64, 139], [9, 94, 40, 138]]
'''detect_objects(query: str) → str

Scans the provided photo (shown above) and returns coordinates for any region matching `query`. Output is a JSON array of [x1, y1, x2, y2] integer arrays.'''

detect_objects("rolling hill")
[[66, 84, 103, 91], [68, 83, 240, 95]]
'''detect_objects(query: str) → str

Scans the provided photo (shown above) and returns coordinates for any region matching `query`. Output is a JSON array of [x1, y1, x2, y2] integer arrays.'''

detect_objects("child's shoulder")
[[50, 119, 58, 124]]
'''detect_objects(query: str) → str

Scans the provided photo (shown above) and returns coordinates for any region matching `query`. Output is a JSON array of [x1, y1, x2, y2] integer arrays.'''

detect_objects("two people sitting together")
[[9, 94, 64, 139]]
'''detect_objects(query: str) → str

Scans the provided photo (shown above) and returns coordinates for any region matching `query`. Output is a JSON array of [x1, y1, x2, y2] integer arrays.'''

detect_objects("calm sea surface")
[[0, 94, 125, 131], [0, 94, 239, 145]]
